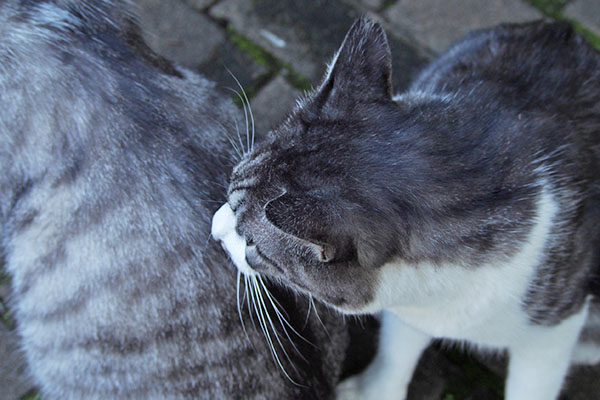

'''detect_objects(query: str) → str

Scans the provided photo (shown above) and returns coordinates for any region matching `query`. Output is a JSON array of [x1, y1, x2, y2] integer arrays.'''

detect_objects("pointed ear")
[[319, 18, 393, 102], [264, 193, 337, 263]]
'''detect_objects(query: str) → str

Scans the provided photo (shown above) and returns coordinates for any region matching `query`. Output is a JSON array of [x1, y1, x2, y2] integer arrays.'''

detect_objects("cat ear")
[[319, 18, 393, 102], [264, 193, 337, 263]]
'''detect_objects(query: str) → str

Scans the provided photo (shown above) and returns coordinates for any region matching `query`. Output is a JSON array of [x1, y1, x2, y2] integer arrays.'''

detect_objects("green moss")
[[525, 0, 569, 17], [227, 27, 279, 69], [572, 21, 600, 50], [381, 0, 399, 11], [226, 28, 313, 92], [19, 390, 41, 400], [0, 267, 10, 286], [526, 1, 600, 51], [441, 349, 504, 400], [1, 300, 15, 330], [282, 66, 312, 91], [0, 264, 15, 330]]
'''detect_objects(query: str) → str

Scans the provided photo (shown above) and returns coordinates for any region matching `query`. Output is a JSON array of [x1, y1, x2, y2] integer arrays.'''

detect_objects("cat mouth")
[[211, 203, 257, 276]]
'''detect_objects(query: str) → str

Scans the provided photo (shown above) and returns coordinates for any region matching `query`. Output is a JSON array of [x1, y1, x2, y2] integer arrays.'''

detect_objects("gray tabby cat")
[[212, 18, 600, 400], [0, 0, 351, 398]]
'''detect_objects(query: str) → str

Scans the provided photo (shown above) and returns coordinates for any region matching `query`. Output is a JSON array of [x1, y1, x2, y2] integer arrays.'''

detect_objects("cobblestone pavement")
[[2, 0, 600, 399]]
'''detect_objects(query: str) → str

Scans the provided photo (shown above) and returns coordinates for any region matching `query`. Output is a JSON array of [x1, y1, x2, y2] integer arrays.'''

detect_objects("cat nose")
[[211, 203, 257, 276], [211, 203, 236, 241]]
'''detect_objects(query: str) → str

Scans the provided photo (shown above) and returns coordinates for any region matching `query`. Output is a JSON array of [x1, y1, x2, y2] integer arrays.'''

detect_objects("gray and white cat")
[[0, 0, 353, 398], [212, 18, 600, 400]]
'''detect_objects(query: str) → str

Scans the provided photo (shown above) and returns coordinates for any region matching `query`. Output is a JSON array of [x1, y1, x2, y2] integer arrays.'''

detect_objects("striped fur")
[[0, 1, 351, 398], [213, 19, 600, 400]]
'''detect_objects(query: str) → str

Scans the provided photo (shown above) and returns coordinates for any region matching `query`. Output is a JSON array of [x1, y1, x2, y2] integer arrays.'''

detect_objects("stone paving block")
[[210, 0, 353, 81], [183, 0, 215, 11], [385, 0, 541, 53], [133, 0, 225, 68], [250, 75, 302, 135], [359, 0, 389, 10], [211, 0, 428, 91], [565, 0, 600, 35], [0, 324, 35, 400], [198, 36, 271, 96]]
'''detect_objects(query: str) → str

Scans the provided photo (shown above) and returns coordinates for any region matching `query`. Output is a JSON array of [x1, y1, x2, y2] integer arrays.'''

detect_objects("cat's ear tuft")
[[320, 17, 393, 102]]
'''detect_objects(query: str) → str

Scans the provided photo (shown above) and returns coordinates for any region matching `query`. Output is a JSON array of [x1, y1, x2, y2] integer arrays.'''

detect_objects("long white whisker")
[[258, 276, 314, 348], [236, 271, 251, 343], [228, 70, 254, 153], [253, 278, 299, 370], [224, 133, 243, 159], [230, 113, 244, 156], [214, 119, 243, 160], [248, 277, 301, 385], [258, 286, 311, 364], [245, 275, 259, 332], [303, 295, 312, 330], [225, 87, 249, 154], [203, 179, 229, 190], [310, 294, 330, 338]]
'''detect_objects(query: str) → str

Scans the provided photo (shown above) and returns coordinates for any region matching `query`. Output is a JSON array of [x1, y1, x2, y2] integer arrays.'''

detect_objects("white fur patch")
[[366, 184, 558, 348], [505, 303, 589, 400], [342, 183, 592, 400], [211, 203, 256, 276]]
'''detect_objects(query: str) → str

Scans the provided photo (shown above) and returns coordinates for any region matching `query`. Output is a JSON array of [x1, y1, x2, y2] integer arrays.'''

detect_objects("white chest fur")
[[337, 184, 593, 400], [367, 184, 558, 348]]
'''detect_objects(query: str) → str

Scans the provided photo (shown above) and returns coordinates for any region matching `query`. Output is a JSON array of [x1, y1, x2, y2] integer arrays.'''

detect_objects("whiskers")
[[236, 270, 311, 386], [224, 68, 256, 160]]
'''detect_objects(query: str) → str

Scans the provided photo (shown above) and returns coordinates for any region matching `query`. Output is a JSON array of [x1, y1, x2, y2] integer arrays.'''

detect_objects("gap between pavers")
[[0, 323, 35, 400], [384, 0, 542, 54], [564, 0, 600, 37], [250, 75, 302, 136], [133, 0, 225, 68]]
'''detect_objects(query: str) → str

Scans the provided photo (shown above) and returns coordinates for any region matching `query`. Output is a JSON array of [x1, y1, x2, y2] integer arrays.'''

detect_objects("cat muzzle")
[[212, 203, 257, 276]]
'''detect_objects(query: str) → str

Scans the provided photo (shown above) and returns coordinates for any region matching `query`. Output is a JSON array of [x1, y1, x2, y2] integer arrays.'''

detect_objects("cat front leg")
[[505, 304, 589, 400], [337, 311, 431, 400]]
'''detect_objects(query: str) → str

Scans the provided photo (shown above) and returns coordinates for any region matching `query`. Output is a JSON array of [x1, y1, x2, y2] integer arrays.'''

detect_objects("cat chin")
[[211, 203, 257, 277]]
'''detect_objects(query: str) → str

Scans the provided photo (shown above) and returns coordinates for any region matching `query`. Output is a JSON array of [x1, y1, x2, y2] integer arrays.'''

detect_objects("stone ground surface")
[[1, 0, 600, 399]]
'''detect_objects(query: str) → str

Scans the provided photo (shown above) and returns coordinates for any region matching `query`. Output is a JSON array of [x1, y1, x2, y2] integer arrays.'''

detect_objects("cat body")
[[212, 19, 600, 400], [0, 0, 349, 398]]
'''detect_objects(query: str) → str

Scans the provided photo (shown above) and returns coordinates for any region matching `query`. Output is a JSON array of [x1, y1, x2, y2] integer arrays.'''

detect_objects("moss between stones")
[[571, 21, 600, 49], [525, 0, 569, 17], [526, 0, 600, 50], [281, 66, 312, 91], [19, 390, 41, 400], [0, 266, 9, 286], [0, 300, 15, 330], [227, 27, 278, 68], [0, 266, 15, 330], [226, 27, 312, 93]]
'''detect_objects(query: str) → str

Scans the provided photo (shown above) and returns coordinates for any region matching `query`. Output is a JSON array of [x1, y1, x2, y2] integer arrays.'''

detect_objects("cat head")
[[212, 18, 413, 313]]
